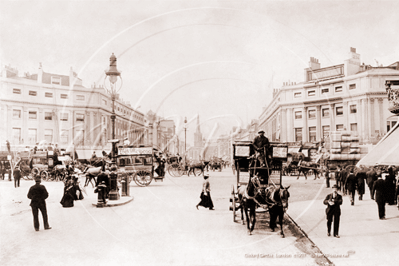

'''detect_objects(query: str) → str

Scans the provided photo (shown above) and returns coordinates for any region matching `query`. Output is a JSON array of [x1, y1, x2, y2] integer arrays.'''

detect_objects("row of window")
[[13, 88, 143, 122], [101, 98, 143, 121], [294, 124, 358, 142], [294, 105, 357, 119], [11, 128, 70, 145], [294, 84, 356, 98], [293, 121, 396, 142], [12, 88, 85, 100], [13, 110, 84, 122]]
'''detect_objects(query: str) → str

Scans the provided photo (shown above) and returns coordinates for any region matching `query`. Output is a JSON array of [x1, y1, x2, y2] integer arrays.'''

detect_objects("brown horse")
[[237, 175, 267, 235], [266, 185, 291, 237]]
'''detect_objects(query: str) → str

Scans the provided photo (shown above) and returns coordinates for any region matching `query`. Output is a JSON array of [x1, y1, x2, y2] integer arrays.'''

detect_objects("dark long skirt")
[[60, 191, 74, 207], [198, 192, 214, 209]]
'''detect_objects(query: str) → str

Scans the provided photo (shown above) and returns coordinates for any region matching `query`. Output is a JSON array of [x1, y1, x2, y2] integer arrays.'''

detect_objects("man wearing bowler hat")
[[323, 184, 342, 238], [252, 130, 270, 167], [27, 175, 51, 231]]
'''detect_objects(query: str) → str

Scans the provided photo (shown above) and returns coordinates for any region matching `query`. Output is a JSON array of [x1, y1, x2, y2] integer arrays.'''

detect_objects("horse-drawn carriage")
[[229, 140, 290, 236], [15, 151, 53, 180], [116, 145, 164, 187], [209, 157, 223, 172], [282, 143, 324, 179], [166, 156, 206, 177]]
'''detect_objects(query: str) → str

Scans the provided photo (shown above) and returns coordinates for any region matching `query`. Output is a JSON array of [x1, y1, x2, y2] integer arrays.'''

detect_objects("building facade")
[[259, 48, 399, 145], [0, 64, 145, 153]]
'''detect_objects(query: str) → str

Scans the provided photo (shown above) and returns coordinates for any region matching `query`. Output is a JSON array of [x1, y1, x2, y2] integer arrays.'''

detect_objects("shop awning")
[[357, 122, 399, 166]]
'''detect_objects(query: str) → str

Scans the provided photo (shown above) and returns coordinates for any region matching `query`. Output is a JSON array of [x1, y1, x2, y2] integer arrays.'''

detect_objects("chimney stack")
[[309, 57, 320, 70]]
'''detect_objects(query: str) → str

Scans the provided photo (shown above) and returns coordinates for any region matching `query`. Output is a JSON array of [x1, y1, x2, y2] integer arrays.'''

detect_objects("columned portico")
[[303, 106, 308, 142], [316, 105, 321, 140], [329, 103, 335, 131]]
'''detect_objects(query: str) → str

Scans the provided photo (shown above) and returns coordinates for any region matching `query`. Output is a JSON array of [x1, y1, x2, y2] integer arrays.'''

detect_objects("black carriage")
[[167, 156, 184, 177], [283, 143, 323, 178], [229, 141, 288, 222]]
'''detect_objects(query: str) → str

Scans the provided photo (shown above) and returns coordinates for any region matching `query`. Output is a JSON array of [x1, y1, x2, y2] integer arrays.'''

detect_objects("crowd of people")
[[328, 165, 398, 210], [322, 164, 399, 239]]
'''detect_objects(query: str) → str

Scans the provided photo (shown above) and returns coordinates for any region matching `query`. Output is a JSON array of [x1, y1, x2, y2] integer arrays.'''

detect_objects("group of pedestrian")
[[323, 164, 399, 238]]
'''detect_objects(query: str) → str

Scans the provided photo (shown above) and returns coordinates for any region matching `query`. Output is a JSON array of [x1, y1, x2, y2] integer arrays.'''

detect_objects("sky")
[[1, 0, 399, 144]]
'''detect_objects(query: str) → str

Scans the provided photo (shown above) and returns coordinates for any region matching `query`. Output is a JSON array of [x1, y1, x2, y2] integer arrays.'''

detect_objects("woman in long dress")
[[196, 175, 214, 210], [60, 176, 75, 207]]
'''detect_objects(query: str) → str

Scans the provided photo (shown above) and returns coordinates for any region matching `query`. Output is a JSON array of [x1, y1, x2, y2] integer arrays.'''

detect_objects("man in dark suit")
[[27, 176, 51, 231], [366, 167, 378, 200], [356, 166, 367, 200], [372, 173, 387, 220], [341, 167, 348, 195], [13, 166, 22, 188], [252, 130, 270, 167], [323, 184, 343, 238], [345, 169, 357, 205]]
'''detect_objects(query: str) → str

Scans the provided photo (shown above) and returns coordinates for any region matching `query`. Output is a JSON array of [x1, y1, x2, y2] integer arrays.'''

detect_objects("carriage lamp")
[[104, 53, 123, 201]]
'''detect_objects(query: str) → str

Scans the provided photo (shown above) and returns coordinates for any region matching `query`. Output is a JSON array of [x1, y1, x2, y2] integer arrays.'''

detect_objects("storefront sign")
[[118, 147, 152, 155], [235, 146, 250, 157]]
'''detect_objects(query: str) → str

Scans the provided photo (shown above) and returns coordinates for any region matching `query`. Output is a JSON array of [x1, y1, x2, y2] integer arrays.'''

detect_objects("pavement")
[[1, 172, 398, 266], [0, 174, 317, 266], [284, 175, 399, 266]]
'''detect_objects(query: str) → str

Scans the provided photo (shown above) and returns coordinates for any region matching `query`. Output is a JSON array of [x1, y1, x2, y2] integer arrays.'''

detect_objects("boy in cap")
[[323, 184, 342, 238], [27, 176, 51, 231]]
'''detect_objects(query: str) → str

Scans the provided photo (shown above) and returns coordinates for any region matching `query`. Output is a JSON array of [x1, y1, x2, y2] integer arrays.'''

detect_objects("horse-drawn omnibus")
[[116, 145, 164, 187], [230, 140, 290, 236], [0, 151, 11, 180]]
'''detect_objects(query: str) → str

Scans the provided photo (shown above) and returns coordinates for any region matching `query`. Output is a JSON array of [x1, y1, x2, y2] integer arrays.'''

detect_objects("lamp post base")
[[109, 190, 120, 201]]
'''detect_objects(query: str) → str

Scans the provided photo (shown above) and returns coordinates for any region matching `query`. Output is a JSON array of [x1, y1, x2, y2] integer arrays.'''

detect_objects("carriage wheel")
[[232, 185, 237, 222], [175, 165, 184, 177], [168, 165, 178, 177], [194, 167, 203, 176], [134, 170, 153, 187], [40, 171, 49, 181]]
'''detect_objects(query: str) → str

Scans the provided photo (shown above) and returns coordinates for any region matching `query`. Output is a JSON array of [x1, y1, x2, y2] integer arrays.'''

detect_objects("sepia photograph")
[[1, 1, 398, 265]]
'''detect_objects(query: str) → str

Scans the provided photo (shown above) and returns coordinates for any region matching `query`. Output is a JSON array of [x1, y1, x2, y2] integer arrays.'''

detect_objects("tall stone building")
[[0, 64, 145, 155], [259, 48, 399, 145]]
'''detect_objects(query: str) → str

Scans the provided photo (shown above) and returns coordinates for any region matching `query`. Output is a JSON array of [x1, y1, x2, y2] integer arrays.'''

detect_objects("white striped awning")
[[357, 122, 399, 166]]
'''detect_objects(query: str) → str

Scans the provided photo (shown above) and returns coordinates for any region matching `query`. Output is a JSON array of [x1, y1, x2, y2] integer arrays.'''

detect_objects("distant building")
[[188, 115, 204, 161], [0, 64, 145, 153], [258, 48, 399, 144]]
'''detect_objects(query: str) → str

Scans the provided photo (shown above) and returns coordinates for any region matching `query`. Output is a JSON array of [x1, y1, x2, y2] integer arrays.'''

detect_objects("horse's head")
[[249, 175, 262, 196], [279, 185, 291, 211]]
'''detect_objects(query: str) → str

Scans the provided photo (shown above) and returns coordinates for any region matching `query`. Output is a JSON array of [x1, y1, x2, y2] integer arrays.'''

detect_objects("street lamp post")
[[184, 117, 187, 163], [104, 53, 122, 201]]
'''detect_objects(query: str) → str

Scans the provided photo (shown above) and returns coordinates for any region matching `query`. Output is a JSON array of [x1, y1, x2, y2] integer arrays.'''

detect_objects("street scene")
[[1, 1, 399, 266]]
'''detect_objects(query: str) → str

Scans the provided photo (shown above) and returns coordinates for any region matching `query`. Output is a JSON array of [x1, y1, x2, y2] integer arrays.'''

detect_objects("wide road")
[[1, 168, 328, 266]]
